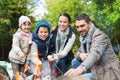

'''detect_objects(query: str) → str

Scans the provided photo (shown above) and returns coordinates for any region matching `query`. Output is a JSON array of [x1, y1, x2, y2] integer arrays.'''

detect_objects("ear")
[[88, 22, 91, 27]]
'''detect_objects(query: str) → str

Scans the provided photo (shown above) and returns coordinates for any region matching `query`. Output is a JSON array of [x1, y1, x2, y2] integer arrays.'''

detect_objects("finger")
[[86, 54, 89, 56]]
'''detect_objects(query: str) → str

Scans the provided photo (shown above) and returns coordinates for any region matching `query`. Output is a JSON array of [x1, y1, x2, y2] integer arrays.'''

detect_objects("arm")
[[65, 31, 108, 76], [81, 33, 108, 70], [57, 33, 76, 58], [12, 33, 24, 58], [30, 42, 42, 65], [76, 48, 81, 60]]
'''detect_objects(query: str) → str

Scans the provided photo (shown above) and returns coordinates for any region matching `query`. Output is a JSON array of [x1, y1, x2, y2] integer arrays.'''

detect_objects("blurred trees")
[[0, 0, 120, 60], [45, 0, 120, 54], [0, 0, 32, 60]]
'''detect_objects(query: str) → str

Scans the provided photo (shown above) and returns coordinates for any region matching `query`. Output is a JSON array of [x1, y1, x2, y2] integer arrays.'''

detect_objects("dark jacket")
[[32, 20, 55, 60]]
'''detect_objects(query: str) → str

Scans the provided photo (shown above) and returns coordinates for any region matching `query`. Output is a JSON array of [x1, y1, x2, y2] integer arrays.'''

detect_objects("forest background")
[[0, 0, 120, 61]]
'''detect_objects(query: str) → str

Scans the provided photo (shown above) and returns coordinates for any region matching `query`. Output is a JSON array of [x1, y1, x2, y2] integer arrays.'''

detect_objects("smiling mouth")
[[80, 32, 85, 36]]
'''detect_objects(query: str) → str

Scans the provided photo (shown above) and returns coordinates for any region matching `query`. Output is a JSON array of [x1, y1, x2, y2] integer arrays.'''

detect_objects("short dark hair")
[[59, 13, 71, 23], [75, 13, 91, 23]]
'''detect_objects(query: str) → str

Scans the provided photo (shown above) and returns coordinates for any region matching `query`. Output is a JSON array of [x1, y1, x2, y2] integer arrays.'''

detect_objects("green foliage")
[[45, 0, 75, 27], [45, 0, 80, 53], [45, 0, 120, 54], [0, 0, 32, 60], [0, 0, 32, 34], [117, 54, 120, 61]]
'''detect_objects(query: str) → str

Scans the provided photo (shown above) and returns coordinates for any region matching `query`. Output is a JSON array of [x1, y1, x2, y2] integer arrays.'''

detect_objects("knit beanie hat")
[[36, 20, 50, 31], [19, 15, 31, 27]]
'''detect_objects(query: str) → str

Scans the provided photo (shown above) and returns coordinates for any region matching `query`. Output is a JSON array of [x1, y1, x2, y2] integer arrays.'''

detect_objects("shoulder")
[[92, 27, 109, 41], [71, 32, 76, 38], [13, 32, 21, 39], [94, 27, 107, 37], [31, 41, 38, 48]]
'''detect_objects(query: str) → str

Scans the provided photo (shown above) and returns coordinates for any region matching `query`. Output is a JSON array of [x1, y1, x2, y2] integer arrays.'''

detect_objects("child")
[[9, 15, 41, 80], [32, 20, 58, 78]]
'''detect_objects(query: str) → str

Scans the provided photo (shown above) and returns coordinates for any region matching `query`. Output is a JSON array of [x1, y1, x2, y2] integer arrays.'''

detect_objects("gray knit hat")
[[19, 15, 31, 27]]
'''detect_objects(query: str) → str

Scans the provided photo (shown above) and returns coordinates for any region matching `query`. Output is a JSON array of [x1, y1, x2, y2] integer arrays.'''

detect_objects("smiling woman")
[[47, 13, 76, 76]]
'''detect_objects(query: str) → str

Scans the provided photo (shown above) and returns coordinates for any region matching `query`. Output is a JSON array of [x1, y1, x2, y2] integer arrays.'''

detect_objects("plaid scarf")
[[80, 23, 94, 53], [56, 27, 69, 53]]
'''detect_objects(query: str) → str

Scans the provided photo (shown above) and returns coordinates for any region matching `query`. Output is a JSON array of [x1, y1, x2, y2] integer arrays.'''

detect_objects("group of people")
[[8, 13, 120, 80]]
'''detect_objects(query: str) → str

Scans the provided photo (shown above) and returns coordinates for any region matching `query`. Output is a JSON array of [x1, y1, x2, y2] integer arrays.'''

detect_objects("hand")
[[20, 54, 25, 61], [53, 54, 59, 60], [79, 53, 89, 61], [47, 54, 59, 62], [36, 60, 42, 65], [20, 53, 25, 58], [24, 64, 30, 72], [64, 67, 84, 76], [47, 55, 56, 62]]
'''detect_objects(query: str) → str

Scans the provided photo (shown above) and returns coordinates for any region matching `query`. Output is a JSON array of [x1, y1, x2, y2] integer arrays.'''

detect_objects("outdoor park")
[[0, 0, 120, 80]]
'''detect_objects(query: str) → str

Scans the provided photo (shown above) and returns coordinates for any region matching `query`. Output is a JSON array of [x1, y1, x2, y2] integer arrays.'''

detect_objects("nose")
[[61, 22, 64, 26], [42, 32, 46, 36], [77, 27, 82, 32], [25, 25, 30, 28]]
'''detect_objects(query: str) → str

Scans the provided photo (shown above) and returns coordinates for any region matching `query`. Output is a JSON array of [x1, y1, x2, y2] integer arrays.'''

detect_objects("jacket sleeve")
[[12, 33, 24, 57], [58, 33, 76, 58], [81, 31, 108, 70], [76, 48, 82, 60], [30, 42, 42, 65]]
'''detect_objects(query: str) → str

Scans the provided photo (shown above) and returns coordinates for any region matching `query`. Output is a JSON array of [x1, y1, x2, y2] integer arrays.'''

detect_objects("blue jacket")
[[32, 20, 55, 60]]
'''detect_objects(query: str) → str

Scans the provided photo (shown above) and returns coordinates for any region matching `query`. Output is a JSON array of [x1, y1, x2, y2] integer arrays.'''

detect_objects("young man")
[[65, 14, 120, 80]]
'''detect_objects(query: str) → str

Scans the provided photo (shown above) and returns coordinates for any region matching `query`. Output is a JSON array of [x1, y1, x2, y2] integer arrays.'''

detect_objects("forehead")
[[24, 21, 30, 24], [75, 20, 87, 25], [59, 16, 68, 21], [39, 26, 48, 30]]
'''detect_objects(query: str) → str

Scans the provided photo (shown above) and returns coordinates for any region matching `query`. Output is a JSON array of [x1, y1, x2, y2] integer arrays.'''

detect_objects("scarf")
[[80, 23, 94, 53], [17, 28, 32, 44], [56, 27, 69, 53]]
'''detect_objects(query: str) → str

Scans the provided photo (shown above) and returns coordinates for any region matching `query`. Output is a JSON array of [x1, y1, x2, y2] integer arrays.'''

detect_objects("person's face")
[[58, 16, 70, 32], [21, 22, 31, 33], [38, 26, 49, 40], [75, 20, 91, 37]]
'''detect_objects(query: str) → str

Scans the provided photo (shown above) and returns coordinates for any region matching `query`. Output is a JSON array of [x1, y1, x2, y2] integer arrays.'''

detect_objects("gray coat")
[[9, 30, 39, 65], [76, 27, 120, 80]]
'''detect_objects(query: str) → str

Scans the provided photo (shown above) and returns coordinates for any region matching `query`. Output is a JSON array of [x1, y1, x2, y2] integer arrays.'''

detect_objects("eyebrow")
[[76, 24, 85, 28]]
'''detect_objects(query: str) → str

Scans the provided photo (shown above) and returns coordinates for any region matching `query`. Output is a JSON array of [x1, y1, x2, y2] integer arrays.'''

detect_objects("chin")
[[25, 31, 29, 33], [80, 34, 85, 37], [42, 38, 46, 40]]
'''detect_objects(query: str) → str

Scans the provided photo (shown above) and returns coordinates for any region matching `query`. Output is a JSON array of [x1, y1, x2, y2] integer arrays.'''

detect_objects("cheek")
[[38, 33, 42, 37], [85, 27, 89, 32], [46, 33, 49, 36], [76, 28, 79, 31], [63, 25, 69, 30]]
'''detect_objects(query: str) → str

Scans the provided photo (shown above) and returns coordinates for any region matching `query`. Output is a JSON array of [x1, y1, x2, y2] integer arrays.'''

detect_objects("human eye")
[[76, 26, 79, 29], [80, 24, 85, 27]]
